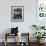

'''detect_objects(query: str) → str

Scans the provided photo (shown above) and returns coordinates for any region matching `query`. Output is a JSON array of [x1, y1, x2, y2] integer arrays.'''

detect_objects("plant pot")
[[37, 39, 45, 44], [37, 39, 40, 43], [40, 38, 45, 43]]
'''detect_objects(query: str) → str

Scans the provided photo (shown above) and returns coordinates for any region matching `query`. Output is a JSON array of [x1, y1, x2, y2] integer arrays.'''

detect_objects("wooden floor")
[[0, 42, 46, 46]]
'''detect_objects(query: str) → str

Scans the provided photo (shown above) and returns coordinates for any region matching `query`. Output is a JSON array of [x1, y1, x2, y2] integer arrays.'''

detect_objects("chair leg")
[[4, 41, 7, 46]]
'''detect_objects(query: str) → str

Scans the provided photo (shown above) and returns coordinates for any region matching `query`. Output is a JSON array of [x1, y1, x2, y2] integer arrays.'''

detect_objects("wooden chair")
[[19, 33, 30, 46], [4, 33, 18, 46]]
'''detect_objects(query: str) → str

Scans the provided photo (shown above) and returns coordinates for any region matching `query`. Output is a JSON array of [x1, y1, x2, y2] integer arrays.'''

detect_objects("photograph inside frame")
[[11, 6, 24, 22]]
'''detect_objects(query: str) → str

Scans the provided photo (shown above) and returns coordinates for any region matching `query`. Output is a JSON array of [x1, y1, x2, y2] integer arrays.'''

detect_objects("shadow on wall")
[[29, 25, 37, 42], [2, 28, 11, 34]]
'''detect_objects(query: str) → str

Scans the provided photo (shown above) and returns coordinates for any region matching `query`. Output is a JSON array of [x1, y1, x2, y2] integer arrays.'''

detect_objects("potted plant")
[[33, 32, 46, 43]]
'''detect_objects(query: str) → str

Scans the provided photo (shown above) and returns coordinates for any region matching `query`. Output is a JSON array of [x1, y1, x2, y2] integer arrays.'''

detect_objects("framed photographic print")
[[11, 6, 24, 22]]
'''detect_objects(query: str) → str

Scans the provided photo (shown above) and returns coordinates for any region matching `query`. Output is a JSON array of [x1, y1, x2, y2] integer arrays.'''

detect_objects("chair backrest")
[[11, 27, 18, 34]]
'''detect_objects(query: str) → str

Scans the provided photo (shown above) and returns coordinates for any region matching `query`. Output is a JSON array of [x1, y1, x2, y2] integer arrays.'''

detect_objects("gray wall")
[[0, 0, 36, 42]]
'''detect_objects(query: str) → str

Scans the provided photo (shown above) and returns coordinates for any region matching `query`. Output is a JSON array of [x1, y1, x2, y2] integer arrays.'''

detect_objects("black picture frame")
[[11, 6, 24, 22]]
